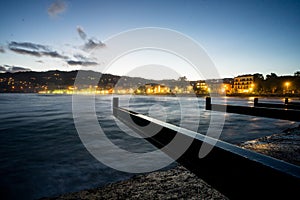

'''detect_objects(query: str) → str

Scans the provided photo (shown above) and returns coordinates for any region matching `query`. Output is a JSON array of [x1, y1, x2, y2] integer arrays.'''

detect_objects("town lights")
[[285, 82, 290, 93], [285, 82, 290, 89], [249, 84, 255, 92]]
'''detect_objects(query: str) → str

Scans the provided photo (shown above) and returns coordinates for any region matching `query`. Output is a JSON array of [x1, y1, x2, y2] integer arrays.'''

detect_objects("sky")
[[0, 0, 299, 80]]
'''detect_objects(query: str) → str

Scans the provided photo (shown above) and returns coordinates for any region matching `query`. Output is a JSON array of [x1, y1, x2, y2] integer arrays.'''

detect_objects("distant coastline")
[[1, 92, 300, 99], [1, 92, 300, 98], [1, 70, 300, 95], [226, 93, 300, 98]]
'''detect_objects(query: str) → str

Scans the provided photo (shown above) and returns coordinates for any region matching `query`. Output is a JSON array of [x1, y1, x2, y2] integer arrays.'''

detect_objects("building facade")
[[233, 74, 255, 93]]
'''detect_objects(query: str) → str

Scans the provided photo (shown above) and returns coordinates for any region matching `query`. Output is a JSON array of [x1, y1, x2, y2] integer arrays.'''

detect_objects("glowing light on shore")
[[285, 82, 290, 89], [285, 82, 290, 93]]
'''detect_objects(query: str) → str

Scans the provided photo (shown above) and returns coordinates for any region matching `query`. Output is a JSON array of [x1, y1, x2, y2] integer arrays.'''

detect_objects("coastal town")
[[2, 0, 300, 199], [0, 70, 299, 96]]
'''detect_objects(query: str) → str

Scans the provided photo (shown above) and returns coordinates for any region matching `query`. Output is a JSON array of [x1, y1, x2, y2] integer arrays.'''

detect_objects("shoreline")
[[240, 124, 300, 166], [41, 165, 228, 200], [1, 92, 300, 98], [42, 165, 228, 200], [43, 125, 300, 200]]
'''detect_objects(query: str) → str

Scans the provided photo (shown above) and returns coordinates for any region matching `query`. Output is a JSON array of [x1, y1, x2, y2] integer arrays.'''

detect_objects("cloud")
[[77, 26, 87, 40], [8, 66, 31, 73], [9, 41, 49, 51], [48, 0, 67, 17], [42, 51, 67, 59], [67, 54, 98, 66], [67, 60, 98, 66], [76, 26, 105, 50], [84, 38, 105, 50], [8, 41, 67, 59], [0, 46, 5, 53], [67, 53, 99, 66], [74, 54, 87, 60], [0, 65, 31, 73], [9, 47, 42, 57]]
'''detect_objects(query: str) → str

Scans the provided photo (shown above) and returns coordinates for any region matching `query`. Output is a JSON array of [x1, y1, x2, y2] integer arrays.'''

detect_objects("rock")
[[43, 165, 228, 200], [240, 125, 300, 166]]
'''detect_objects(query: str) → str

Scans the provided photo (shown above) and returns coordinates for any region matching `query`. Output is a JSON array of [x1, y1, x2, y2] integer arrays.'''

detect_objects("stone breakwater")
[[240, 124, 300, 166], [42, 165, 228, 200], [43, 125, 300, 200]]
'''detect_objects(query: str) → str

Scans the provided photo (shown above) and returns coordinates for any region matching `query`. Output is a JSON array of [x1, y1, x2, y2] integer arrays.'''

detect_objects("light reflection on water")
[[0, 94, 297, 199]]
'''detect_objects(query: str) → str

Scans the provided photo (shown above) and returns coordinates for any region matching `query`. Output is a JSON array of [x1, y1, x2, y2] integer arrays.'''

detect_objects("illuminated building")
[[233, 75, 255, 93]]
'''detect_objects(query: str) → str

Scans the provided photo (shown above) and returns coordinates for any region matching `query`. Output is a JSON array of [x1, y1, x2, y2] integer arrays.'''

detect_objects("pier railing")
[[113, 97, 300, 199], [206, 97, 300, 122], [253, 97, 300, 110]]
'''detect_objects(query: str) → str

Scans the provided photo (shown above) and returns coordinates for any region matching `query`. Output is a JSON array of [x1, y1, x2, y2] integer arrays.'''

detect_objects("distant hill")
[[0, 70, 184, 93]]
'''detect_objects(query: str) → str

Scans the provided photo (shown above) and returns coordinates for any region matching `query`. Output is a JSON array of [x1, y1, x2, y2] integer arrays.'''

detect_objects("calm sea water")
[[0, 94, 297, 199]]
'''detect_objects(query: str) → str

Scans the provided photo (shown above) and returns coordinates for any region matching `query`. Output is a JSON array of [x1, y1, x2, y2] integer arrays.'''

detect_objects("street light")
[[285, 82, 290, 93]]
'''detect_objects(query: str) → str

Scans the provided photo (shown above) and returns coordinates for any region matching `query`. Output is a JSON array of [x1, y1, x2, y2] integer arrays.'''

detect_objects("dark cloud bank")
[[8, 41, 67, 59]]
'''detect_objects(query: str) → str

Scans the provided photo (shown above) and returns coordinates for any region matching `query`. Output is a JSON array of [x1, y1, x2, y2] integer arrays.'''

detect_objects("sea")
[[0, 94, 297, 199]]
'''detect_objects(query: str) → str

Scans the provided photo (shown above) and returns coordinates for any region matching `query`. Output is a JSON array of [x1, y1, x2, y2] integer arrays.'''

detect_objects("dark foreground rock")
[[241, 125, 300, 166], [43, 165, 228, 200]]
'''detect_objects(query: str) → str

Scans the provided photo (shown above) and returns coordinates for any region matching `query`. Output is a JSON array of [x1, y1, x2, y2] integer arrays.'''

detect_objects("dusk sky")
[[0, 0, 299, 80]]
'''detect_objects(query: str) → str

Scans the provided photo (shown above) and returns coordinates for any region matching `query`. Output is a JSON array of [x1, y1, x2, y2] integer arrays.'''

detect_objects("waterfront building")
[[233, 74, 255, 93]]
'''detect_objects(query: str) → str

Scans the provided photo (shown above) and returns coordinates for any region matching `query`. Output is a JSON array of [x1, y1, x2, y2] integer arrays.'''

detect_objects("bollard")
[[113, 97, 119, 116], [285, 98, 289, 105], [206, 97, 211, 110], [254, 98, 258, 106]]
